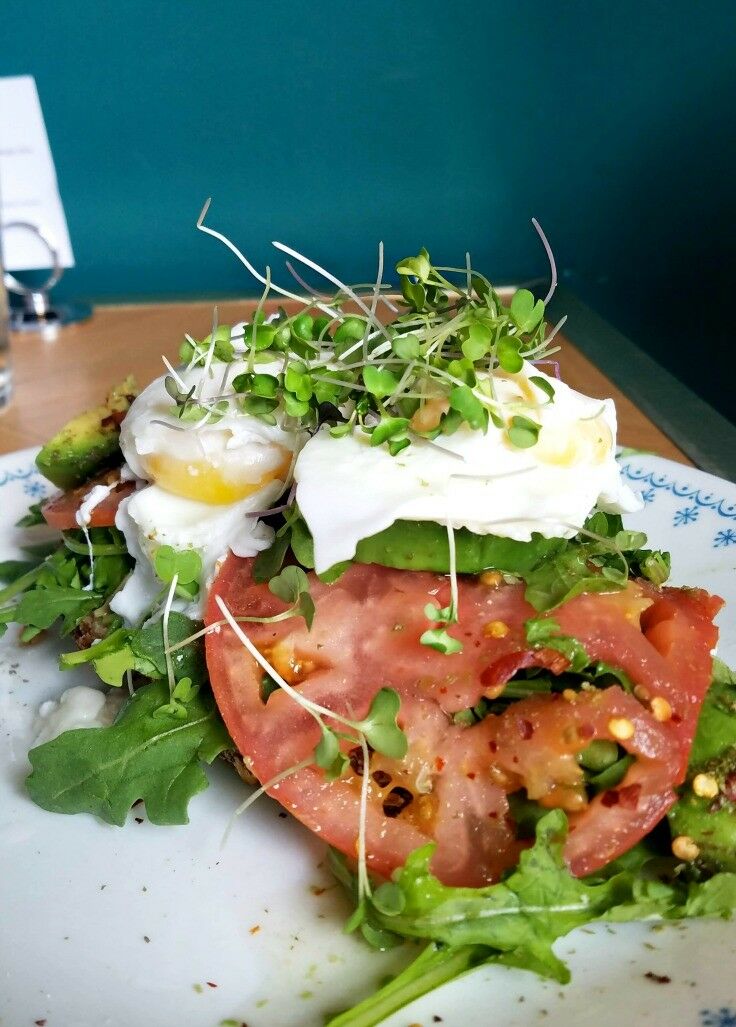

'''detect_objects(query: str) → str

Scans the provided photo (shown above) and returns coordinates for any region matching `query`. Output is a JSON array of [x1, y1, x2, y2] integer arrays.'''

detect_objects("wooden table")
[[3, 299, 690, 463]]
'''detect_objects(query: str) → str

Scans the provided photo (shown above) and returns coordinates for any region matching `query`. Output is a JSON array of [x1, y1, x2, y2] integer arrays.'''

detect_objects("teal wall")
[[3, 1, 735, 418]]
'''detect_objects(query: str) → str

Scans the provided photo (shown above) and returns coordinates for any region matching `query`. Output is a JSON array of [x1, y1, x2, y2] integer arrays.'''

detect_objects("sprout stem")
[[532, 217, 557, 306]]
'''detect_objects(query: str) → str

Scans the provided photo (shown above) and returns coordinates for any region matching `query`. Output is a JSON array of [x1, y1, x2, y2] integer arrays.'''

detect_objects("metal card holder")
[[2, 221, 91, 333]]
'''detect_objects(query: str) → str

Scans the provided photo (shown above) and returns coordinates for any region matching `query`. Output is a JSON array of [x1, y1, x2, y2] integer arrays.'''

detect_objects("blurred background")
[[2, 0, 735, 419]]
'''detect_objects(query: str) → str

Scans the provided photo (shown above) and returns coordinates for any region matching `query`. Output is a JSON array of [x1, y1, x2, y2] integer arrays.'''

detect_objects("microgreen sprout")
[[164, 375, 197, 418], [197, 198, 340, 320], [420, 523, 463, 655], [267, 565, 315, 629], [190, 207, 565, 454], [161, 574, 179, 704], [163, 567, 315, 659], [154, 545, 202, 601], [214, 596, 406, 758], [222, 757, 314, 846]]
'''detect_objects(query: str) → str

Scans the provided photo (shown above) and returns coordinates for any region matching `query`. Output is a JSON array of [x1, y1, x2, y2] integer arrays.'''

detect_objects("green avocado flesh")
[[35, 376, 138, 490], [290, 515, 566, 579], [669, 659, 736, 872]]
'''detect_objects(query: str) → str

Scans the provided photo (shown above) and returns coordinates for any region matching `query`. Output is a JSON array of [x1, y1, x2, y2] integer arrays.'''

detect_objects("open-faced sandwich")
[[7, 213, 736, 1026]]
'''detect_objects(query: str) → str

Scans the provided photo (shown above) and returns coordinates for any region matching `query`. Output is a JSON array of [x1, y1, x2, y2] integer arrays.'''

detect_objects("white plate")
[[1, 448, 735, 1027]]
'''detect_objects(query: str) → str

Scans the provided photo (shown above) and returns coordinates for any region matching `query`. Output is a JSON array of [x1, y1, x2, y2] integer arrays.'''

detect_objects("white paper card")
[[0, 75, 74, 272]]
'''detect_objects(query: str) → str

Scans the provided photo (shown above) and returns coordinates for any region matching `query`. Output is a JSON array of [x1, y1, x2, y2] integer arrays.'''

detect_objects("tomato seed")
[[348, 747, 364, 775], [383, 786, 414, 818]]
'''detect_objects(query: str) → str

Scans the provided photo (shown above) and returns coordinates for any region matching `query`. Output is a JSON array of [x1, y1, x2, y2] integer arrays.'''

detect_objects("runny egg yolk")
[[495, 373, 612, 469], [142, 447, 292, 504], [530, 417, 612, 468]]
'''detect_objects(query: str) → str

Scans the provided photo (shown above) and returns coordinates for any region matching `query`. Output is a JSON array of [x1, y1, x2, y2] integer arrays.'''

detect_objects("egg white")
[[120, 358, 295, 504], [111, 355, 302, 623], [110, 482, 279, 622], [294, 366, 642, 573]]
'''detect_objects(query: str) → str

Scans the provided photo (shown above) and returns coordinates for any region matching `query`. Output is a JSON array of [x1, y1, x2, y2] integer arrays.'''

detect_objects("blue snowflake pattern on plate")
[[23, 479, 48, 500], [714, 529, 736, 549], [701, 1009, 736, 1027], [674, 505, 699, 527], [0, 466, 38, 489], [620, 464, 736, 523]]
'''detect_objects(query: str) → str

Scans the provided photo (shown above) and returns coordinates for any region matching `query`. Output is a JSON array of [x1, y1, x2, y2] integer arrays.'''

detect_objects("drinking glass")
[[0, 256, 13, 410]]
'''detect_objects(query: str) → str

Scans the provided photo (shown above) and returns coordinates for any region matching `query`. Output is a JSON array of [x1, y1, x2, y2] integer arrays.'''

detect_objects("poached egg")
[[110, 356, 300, 622], [294, 365, 641, 573]]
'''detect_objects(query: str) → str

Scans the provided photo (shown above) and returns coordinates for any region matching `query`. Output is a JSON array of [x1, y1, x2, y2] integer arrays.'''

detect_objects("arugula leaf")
[[525, 616, 589, 673], [667, 659, 736, 872], [523, 545, 620, 611], [355, 812, 611, 978], [60, 612, 205, 687], [328, 811, 736, 1026], [26, 680, 230, 826], [16, 502, 46, 527], [15, 584, 104, 634], [253, 531, 291, 583], [1, 535, 133, 641], [290, 511, 350, 584], [0, 559, 39, 583]]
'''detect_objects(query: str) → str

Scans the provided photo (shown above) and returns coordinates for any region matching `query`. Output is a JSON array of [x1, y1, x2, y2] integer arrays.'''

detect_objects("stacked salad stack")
[[5, 225, 736, 1026]]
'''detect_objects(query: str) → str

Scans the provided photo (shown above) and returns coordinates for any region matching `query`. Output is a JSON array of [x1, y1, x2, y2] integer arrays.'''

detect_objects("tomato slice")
[[41, 471, 135, 530], [205, 556, 721, 886]]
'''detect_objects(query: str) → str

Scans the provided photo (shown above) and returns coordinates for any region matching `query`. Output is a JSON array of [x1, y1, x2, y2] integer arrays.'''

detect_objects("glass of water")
[[0, 256, 13, 410]]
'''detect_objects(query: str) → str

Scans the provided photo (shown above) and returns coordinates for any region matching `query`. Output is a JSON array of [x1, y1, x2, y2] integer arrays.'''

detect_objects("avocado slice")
[[668, 658, 736, 872], [288, 514, 566, 579], [35, 376, 138, 490]]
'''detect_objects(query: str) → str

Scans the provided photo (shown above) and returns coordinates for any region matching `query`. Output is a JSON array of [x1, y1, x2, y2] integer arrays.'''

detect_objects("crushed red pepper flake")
[[207, 981, 218, 988], [35, 1020, 47, 1026]]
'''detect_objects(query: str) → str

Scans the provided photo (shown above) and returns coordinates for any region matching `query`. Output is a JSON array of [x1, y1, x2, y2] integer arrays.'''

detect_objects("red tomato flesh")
[[205, 556, 721, 886], [41, 472, 135, 530]]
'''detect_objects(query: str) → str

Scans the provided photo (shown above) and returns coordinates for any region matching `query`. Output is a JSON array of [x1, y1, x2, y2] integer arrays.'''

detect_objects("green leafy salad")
[[5, 211, 736, 1026]]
